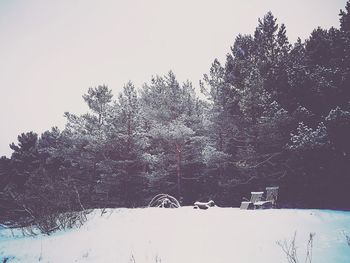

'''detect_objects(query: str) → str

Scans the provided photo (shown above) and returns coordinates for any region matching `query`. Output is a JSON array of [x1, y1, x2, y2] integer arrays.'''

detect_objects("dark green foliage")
[[340, 1, 350, 32], [1, 1, 350, 220]]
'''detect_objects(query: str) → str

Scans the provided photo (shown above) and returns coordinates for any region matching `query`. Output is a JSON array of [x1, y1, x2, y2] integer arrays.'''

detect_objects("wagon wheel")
[[148, 194, 180, 208]]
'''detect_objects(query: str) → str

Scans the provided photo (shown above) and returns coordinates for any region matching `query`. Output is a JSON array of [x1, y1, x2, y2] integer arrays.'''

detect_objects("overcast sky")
[[0, 0, 347, 157]]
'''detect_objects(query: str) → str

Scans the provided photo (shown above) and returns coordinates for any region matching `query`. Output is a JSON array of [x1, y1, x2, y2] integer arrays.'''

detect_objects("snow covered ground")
[[1, 207, 350, 263]]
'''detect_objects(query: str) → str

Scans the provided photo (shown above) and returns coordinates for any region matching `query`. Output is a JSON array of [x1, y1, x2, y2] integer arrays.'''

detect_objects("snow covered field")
[[1, 207, 350, 263]]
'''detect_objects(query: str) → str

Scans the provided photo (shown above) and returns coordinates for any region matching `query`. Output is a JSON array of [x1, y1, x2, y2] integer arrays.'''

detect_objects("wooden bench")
[[240, 192, 264, 210], [240, 187, 279, 209], [254, 186, 279, 209]]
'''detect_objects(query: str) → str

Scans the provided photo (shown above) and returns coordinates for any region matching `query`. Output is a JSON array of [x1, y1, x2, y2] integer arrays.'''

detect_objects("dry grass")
[[277, 232, 315, 263]]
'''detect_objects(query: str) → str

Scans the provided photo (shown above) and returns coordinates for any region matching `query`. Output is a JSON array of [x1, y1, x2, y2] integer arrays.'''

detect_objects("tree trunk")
[[127, 112, 132, 153], [175, 143, 182, 200], [88, 162, 97, 204], [218, 130, 223, 151]]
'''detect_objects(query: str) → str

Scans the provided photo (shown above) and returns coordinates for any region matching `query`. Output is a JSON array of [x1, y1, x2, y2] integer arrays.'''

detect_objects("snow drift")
[[1, 208, 350, 263]]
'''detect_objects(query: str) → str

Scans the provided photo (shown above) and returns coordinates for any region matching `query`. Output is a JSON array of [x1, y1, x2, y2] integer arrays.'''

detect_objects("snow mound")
[[1, 208, 350, 263]]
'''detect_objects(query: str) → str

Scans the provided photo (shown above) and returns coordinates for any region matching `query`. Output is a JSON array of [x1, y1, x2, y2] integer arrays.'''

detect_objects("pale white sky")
[[0, 0, 347, 156]]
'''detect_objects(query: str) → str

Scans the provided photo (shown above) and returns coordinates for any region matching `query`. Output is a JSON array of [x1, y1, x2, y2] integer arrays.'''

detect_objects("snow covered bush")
[[4, 169, 90, 235], [18, 210, 90, 236]]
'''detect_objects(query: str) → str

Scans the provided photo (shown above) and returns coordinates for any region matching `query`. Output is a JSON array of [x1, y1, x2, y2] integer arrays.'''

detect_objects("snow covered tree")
[[140, 72, 207, 202], [82, 85, 113, 125], [63, 85, 114, 205]]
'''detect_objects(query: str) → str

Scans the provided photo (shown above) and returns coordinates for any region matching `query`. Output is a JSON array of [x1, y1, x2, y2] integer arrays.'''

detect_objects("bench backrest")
[[250, 192, 264, 203], [266, 187, 279, 205]]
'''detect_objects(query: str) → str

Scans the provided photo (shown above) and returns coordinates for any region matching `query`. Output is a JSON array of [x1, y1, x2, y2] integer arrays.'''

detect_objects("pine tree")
[[82, 85, 113, 125], [9, 132, 40, 190], [63, 85, 114, 205], [140, 72, 207, 201], [340, 1, 350, 32]]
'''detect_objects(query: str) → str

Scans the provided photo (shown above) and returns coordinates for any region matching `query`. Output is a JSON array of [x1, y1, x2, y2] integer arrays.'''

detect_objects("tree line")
[[1, 2, 350, 222]]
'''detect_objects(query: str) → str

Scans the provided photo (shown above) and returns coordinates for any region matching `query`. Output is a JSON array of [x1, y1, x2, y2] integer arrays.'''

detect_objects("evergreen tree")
[[340, 1, 350, 32], [9, 132, 40, 191], [63, 85, 114, 205], [140, 72, 207, 202]]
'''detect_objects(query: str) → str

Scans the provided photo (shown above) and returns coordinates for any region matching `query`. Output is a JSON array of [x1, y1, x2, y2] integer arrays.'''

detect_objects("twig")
[[73, 186, 85, 211], [243, 152, 282, 169], [342, 231, 350, 247], [277, 232, 315, 263]]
